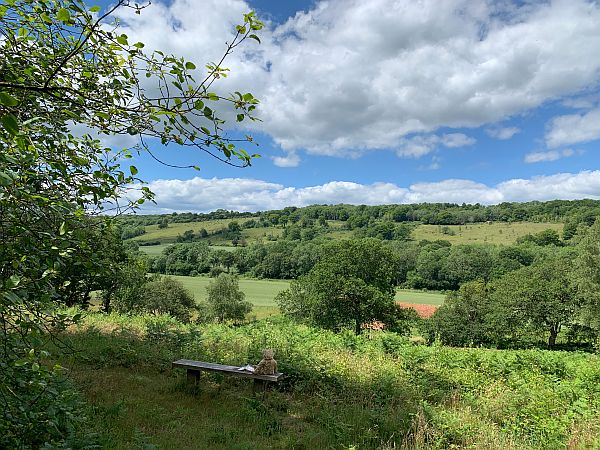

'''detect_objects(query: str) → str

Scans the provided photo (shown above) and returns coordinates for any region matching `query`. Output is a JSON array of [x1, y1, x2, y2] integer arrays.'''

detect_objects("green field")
[[133, 219, 564, 247], [172, 275, 290, 319], [394, 289, 445, 305], [138, 243, 172, 256], [412, 221, 563, 244], [138, 243, 239, 256], [170, 275, 444, 319], [132, 218, 283, 245]]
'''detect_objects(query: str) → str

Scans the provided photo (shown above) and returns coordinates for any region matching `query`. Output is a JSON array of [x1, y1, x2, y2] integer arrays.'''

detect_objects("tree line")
[[119, 199, 600, 228]]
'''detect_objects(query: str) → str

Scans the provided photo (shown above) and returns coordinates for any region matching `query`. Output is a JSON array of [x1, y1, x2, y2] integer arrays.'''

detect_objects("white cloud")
[[396, 133, 475, 158], [139, 170, 600, 213], [441, 133, 476, 148], [111, 0, 600, 158], [272, 152, 300, 167], [524, 148, 575, 163], [545, 107, 600, 147], [497, 171, 600, 202], [486, 126, 520, 140]]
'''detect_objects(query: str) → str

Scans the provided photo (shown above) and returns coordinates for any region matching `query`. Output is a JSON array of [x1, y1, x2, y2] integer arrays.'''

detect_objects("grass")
[[173, 275, 289, 319], [171, 275, 445, 318], [412, 222, 563, 245], [138, 243, 239, 256], [57, 314, 600, 449], [137, 243, 172, 256], [134, 219, 564, 247], [395, 289, 445, 306], [132, 219, 237, 243]]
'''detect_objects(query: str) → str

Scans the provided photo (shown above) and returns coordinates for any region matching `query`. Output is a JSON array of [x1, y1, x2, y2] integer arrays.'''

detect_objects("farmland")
[[134, 219, 564, 247], [169, 275, 445, 319], [412, 222, 564, 245]]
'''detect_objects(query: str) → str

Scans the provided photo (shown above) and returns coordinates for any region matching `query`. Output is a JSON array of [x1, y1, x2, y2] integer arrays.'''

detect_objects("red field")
[[398, 302, 438, 318]]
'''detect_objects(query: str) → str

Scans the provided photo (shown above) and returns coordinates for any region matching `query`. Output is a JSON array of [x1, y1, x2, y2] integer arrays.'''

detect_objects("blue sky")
[[97, 0, 600, 212]]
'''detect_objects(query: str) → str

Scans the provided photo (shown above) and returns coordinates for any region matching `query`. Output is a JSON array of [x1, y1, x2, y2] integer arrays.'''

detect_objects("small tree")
[[429, 280, 494, 346], [277, 239, 407, 334], [206, 273, 252, 323], [139, 277, 197, 323]]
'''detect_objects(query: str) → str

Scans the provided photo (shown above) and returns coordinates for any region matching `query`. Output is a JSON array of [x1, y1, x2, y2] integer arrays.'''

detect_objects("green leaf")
[[185, 61, 196, 70], [57, 8, 71, 23], [1, 114, 19, 135], [134, 42, 145, 49], [89, 5, 101, 12], [248, 34, 261, 43], [236, 114, 244, 122], [7, 275, 20, 288], [59, 222, 67, 236], [116, 34, 128, 46], [0, 92, 18, 107], [129, 165, 138, 176]]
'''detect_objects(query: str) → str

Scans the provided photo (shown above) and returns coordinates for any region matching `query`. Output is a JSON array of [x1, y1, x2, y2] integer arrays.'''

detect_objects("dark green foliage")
[[516, 228, 562, 246], [278, 239, 409, 334], [429, 280, 494, 346], [118, 276, 197, 323], [491, 254, 580, 347], [152, 242, 212, 275], [0, 355, 95, 449], [120, 224, 146, 240]]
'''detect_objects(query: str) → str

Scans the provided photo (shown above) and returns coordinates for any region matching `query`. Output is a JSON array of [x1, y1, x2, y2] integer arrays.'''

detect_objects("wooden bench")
[[172, 359, 283, 394]]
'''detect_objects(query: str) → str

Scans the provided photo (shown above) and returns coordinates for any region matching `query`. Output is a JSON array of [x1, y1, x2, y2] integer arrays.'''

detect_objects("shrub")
[[206, 274, 252, 323], [113, 276, 197, 323]]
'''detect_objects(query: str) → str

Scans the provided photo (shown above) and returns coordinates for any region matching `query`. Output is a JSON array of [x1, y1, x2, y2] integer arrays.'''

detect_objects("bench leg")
[[187, 369, 200, 385], [253, 379, 270, 399]]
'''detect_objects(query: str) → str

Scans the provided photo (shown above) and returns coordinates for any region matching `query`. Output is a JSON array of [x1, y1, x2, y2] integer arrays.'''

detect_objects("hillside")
[[58, 313, 600, 449], [134, 219, 564, 248]]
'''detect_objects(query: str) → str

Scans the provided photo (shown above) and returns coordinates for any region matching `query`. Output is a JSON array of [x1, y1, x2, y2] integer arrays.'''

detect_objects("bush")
[[206, 274, 252, 323], [113, 276, 197, 323]]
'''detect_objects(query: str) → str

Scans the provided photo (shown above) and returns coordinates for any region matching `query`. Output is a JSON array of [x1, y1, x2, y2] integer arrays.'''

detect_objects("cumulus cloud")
[[272, 152, 301, 167], [139, 171, 600, 213], [111, 0, 600, 157], [524, 148, 575, 163], [545, 107, 600, 147], [486, 126, 520, 140], [396, 133, 475, 158]]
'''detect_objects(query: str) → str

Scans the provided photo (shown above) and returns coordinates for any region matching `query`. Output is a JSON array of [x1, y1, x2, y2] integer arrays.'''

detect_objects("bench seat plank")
[[172, 359, 283, 382]]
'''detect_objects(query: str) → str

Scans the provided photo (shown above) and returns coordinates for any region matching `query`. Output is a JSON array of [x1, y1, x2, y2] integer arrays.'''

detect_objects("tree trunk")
[[548, 323, 560, 348], [355, 318, 362, 335]]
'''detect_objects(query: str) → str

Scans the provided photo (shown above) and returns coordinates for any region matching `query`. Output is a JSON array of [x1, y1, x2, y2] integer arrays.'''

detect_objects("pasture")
[[170, 275, 445, 319], [412, 221, 563, 245], [133, 219, 564, 247]]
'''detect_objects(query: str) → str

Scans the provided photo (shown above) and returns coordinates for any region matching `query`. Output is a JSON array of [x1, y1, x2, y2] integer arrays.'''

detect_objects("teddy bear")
[[254, 349, 277, 375]]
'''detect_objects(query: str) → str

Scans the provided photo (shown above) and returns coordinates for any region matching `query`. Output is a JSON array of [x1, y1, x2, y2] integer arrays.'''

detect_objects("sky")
[[95, 0, 600, 213]]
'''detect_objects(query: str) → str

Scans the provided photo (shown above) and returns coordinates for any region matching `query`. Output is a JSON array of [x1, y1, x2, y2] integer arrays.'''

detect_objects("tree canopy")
[[277, 239, 408, 334]]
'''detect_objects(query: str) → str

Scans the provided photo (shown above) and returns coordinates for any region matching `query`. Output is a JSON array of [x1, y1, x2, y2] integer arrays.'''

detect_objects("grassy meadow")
[[412, 222, 564, 245], [168, 275, 445, 319], [134, 219, 564, 247], [57, 313, 600, 449]]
